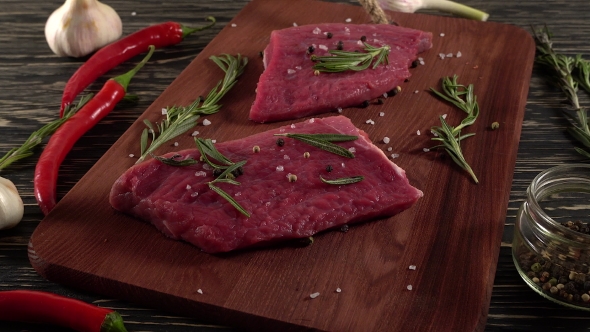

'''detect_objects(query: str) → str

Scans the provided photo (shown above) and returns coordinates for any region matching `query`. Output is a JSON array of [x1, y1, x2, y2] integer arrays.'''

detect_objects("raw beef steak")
[[110, 116, 422, 253], [249, 23, 432, 123]]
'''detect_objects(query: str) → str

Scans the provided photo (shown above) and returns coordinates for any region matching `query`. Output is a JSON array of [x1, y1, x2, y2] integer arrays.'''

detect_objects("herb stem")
[[311, 42, 390, 73]]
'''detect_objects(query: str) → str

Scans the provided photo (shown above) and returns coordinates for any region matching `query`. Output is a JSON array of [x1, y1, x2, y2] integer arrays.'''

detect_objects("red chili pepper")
[[59, 16, 216, 117], [0, 290, 128, 332], [35, 46, 155, 215]]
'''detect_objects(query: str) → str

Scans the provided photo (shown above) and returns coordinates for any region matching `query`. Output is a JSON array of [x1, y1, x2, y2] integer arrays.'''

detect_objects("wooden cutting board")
[[29, 0, 535, 331]]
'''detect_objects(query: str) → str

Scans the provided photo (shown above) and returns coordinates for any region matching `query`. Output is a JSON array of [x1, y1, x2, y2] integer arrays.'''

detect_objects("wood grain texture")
[[26, 0, 535, 331], [2, 0, 590, 331]]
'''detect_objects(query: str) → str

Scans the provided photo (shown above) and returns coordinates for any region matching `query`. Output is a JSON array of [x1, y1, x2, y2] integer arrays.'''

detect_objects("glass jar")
[[512, 164, 590, 310]]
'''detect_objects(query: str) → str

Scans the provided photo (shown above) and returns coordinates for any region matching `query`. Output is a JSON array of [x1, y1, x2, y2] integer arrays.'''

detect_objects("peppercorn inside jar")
[[512, 164, 590, 310]]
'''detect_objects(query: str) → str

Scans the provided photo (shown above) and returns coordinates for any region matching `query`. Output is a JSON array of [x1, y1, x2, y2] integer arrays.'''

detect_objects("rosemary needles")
[[532, 25, 590, 157], [0, 94, 93, 171], [430, 75, 480, 183], [137, 54, 248, 163], [311, 42, 390, 74]]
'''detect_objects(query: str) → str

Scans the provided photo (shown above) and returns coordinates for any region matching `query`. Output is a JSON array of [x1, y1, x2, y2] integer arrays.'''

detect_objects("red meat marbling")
[[109, 116, 422, 253]]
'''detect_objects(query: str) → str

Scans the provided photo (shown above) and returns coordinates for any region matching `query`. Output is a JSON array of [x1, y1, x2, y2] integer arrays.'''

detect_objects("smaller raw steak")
[[249, 23, 432, 123], [109, 116, 422, 253]]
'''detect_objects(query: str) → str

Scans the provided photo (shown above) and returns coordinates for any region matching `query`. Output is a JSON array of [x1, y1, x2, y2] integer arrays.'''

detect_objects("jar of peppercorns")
[[513, 164, 590, 310]]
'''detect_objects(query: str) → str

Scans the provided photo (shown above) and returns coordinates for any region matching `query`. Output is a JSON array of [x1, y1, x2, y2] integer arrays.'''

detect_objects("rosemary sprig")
[[430, 75, 479, 183], [137, 54, 248, 163], [0, 94, 93, 171], [208, 160, 250, 218], [195, 138, 233, 169], [320, 175, 364, 185], [274, 133, 357, 158], [532, 25, 590, 156], [152, 154, 197, 166], [311, 42, 390, 73]]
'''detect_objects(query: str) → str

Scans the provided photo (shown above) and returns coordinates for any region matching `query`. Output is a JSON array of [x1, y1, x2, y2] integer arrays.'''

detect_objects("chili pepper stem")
[[101, 311, 129, 332], [181, 16, 216, 38], [112, 45, 155, 92]]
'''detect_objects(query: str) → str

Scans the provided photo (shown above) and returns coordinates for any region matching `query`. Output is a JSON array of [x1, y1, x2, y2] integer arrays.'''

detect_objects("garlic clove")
[[0, 176, 24, 231], [45, 0, 123, 58]]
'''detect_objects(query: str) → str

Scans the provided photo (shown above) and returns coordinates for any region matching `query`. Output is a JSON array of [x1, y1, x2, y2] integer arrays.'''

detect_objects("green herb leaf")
[[320, 175, 364, 185], [274, 133, 356, 158], [429, 76, 479, 183], [208, 183, 250, 218], [0, 94, 93, 171], [137, 54, 248, 163], [195, 138, 234, 169], [208, 160, 249, 217], [311, 42, 390, 73], [532, 25, 590, 156]]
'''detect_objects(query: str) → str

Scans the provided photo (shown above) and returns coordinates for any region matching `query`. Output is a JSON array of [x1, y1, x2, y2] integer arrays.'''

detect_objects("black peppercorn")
[[411, 59, 419, 68], [276, 138, 285, 146], [213, 168, 223, 177], [377, 98, 384, 105], [360, 35, 366, 42], [307, 45, 315, 54], [326, 165, 333, 172], [340, 224, 349, 233], [327, 32, 333, 39], [360, 100, 370, 108]]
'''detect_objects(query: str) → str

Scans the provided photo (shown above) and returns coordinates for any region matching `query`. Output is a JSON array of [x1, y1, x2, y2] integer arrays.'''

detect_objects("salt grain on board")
[[439, 53, 446, 59], [131, 11, 137, 16], [456, 51, 462, 58], [345, 18, 352, 22], [336, 288, 342, 293], [379, 112, 385, 117], [197, 289, 203, 294], [391, 153, 399, 159], [423, 148, 430, 152], [293, 22, 298, 27], [409, 265, 417, 270], [202, 119, 211, 126], [407, 285, 413, 291], [383, 137, 390, 144], [387, 147, 393, 152], [161, 108, 167, 115], [310, 292, 320, 299], [128, 154, 134, 158], [417, 130, 421, 135], [191, 131, 199, 136], [231, 23, 237, 27]]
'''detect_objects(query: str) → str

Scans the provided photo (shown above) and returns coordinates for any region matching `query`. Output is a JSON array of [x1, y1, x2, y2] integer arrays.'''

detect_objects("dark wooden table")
[[1, 0, 589, 331]]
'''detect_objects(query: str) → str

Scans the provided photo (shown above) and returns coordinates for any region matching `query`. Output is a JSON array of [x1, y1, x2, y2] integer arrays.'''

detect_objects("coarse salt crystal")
[[419, 60, 425, 65], [348, 147, 356, 153], [345, 18, 352, 22], [446, 53, 453, 58], [344, 27, 350, 33], [309, 118, 315, 123], [310, 292, 320, 299], [197, 289, 203, 294], [391, 153, 399, 159], [131, 11, 137, 16], [284, 155, 290, 160], [439, 53, 446, 59], [407, 285, 413, 291], [276, 165, 284, 172], [337, 107, 343, 113], [387, 147, 393, 151], [161, 108, 168, 115], [295, 66, 302, 70], [336, 288, 342, 293], [431, 130, 439, 137], [414, 90, 419, 94], [287, 69, 296, 74], [290, 124, 296, 129], [128, 154, 134, 158], [442, 114, 448, 119], [409, 265, 417, 270], [231, 23, 237, 27], [456, 51, 462, 58], [235, 192, 241, 197], [357, 40, 364, 46], [423, 148, 430, 152], [190, 192, 199, 197], [382, 92, 388, 98], [379, 112, 385, 117], [383, 137, 390, 144], [341, 163, 345, 168], [417, 130, 421, 135], [365, 119, 375, 125], [174, 142, 179, 147], [186, 184, 191, 190], [202, 119, 211, 126], [319, 44, 328, 51], [440, 33, 445, 37], [202, 164, 212, 170], [313, 27, 322, 34], [293, 22, 298, 27], [191, 131, 199, 136], [211, 140, 217, 143], [195, 171, 206, 177]]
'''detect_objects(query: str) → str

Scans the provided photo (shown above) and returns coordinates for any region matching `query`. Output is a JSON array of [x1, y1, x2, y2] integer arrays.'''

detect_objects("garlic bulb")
[[45, 0, 123, 58], [0, 176, 24, 230]]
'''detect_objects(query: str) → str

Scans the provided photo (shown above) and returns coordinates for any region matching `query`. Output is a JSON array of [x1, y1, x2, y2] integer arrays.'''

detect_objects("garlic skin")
[[0, 176, 24, 231], [45, 0, 123, 58]]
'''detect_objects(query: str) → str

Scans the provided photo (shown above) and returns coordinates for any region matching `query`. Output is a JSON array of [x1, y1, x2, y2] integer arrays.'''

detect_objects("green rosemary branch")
[[208, 160, 250, 218], [310, 42, 390, 73], [0, 94, 93, 171], [137, 54, 248, 163], [532, 25, 590, 157], [320, 175, 364, 185], [430, 75, 479, 184], [273, 133, 357, 158]]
